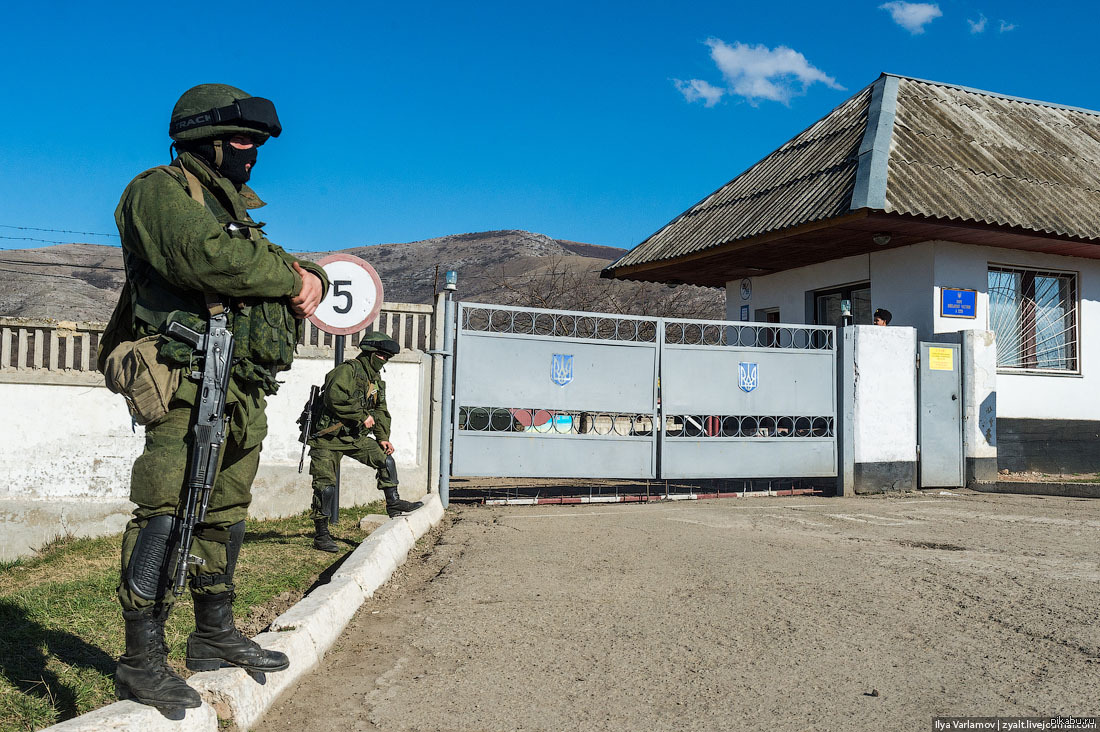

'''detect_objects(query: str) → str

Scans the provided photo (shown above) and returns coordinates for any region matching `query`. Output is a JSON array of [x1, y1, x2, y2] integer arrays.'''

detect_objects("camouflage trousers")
[[118, 405, 260, 611], [308, 438, 397, 521]]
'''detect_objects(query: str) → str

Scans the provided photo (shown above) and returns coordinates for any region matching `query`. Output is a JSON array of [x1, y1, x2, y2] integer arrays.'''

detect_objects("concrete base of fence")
[[971, 481, 1100, 499], [41, 493, 445, 732], [0, 498, 134, 562]]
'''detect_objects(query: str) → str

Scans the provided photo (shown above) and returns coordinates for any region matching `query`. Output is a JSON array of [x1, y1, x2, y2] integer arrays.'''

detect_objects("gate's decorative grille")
[[462, 306, 658, 342], [459, 407, 655, 436], [665, 415, 835, 438], [663, 321, 834, 350]]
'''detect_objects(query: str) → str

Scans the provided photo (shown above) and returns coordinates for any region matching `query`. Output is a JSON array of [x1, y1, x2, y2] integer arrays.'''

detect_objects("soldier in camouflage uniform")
[[103, 84, 329, 710], [307, 332, 423, 551]]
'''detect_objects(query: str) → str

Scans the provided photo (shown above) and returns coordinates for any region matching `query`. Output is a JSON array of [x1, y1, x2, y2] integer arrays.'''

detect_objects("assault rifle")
[[166, 310, 235, 597], [297, 384, 321, 473]]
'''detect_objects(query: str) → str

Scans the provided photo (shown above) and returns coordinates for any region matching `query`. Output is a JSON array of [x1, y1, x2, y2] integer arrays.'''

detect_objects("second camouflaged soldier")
[[307, 332, 423, 551]]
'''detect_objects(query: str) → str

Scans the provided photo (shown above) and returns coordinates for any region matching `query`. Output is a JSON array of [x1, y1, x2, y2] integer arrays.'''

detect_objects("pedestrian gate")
[[451, 303, 836, 480]]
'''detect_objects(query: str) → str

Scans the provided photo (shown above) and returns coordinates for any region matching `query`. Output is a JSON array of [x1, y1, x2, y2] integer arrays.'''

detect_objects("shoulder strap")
[[164, 162, 226, 317], [176, 162, 205, 205]]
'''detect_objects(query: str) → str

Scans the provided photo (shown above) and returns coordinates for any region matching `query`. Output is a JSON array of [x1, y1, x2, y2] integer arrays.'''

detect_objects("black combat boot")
[[185, 592, 290, 673], [383, 486, 423, 518], [115, 606, 202, 710], [313, 519, 339, 553]]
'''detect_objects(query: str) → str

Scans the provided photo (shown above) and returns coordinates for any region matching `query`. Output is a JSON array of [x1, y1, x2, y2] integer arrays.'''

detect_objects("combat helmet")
[[169, 84, 282, 143], [359, 331, 401, 357]]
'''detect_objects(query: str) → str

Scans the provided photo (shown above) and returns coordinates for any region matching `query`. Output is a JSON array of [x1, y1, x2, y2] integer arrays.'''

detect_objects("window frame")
[[813, 281, 872, 326], [987, 263, 1080, 375]]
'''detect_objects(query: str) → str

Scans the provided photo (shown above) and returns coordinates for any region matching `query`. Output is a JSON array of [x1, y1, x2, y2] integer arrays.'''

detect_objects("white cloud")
[[674, 78, 726, 107], [968, 13, 987, 33], [696, 39, 844, 106], [999, 19, 1016, 32], [879, 1, 943, 34]]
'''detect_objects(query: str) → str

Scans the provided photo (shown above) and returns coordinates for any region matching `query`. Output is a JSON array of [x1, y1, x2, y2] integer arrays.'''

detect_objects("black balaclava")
[[179, 138, 257, 185]]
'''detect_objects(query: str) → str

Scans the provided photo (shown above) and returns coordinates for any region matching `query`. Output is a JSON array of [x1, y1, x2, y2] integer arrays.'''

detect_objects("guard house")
[[603, 73, 1100, 474]]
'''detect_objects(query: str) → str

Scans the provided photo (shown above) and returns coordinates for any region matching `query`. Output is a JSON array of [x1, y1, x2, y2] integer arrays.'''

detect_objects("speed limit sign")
[[309, 254, 384, 335]]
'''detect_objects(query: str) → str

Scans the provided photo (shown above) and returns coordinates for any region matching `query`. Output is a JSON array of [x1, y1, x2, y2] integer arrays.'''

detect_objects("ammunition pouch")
[[190, 521, 246, 592], [102, 336, 183, 425]]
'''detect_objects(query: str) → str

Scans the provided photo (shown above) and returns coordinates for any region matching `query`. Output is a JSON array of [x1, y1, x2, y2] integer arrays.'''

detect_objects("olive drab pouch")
[[96, 284, 135, 375], [102, 335, 182, 425], [242, 299, 300, 368]]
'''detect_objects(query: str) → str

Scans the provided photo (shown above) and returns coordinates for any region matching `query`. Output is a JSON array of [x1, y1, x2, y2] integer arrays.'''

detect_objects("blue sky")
[[1, 0, 1097, 253]]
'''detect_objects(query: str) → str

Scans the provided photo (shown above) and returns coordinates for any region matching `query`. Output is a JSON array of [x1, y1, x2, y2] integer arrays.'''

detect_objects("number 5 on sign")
[[308, 254, 385, 335]]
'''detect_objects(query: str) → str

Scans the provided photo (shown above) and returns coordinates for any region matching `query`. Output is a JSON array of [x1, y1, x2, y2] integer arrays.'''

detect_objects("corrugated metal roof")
[[885, 77, 1100, 239], [606, 73, 1100, 278]]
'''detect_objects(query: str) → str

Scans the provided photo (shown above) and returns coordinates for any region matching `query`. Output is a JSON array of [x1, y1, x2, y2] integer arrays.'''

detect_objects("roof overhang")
[[602, 211, 1100, 288]]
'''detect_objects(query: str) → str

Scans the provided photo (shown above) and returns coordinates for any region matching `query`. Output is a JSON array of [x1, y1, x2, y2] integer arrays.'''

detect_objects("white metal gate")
[[448, 303, 836, 480]]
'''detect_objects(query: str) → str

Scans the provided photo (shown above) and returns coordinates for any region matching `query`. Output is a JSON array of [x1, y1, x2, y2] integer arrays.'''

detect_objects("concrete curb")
[[43, 494, 445, 731], [972, 481, 1100, 499]]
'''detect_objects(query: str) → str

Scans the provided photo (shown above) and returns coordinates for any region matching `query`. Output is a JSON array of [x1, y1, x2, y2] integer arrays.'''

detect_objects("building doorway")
[[814, 283, 871, 326]]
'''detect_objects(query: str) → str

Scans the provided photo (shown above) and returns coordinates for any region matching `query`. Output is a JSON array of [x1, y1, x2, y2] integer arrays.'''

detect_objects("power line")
[[0, 224, 118, 238]]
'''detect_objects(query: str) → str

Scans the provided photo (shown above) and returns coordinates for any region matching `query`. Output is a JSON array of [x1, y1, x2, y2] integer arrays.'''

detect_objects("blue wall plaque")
[[941, 288, 977, 318]]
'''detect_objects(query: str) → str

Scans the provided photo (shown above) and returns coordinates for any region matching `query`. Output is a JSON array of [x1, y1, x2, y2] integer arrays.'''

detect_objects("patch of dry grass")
[[0, 503, 385, 731]]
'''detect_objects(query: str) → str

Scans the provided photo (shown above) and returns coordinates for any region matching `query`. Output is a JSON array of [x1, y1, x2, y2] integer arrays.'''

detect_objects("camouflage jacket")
[[109, 151, 329, 447], [309, 353, 392, 446]]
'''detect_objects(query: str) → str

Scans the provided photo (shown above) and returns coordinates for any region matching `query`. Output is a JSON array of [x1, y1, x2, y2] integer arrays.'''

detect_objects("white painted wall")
[[0, 353, 432, 559], [962, 330, 998, 461], [727, 253, 871, 324], [852, 325, 918, 465], [870, 243, 935, 336], [727, 239, 1098, 421]]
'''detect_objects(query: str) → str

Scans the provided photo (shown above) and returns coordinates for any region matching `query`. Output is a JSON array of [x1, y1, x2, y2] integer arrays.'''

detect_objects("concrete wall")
[[0, 351, 434, 561], [961, 330, 998, 484], [838, 325, 918, 494]]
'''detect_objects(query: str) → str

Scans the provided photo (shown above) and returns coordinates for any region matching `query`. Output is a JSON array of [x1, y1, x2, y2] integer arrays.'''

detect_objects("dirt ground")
[[258, 491, 1100, 731]]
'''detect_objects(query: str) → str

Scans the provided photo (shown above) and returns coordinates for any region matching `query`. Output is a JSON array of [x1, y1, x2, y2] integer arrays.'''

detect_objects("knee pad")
[[125, 514, 180, 602], [317, 485, 337, 519], [383, 455, 399, 485]]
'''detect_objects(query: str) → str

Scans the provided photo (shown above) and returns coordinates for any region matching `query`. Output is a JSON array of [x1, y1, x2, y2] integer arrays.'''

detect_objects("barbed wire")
[[0, 235, 82, 246], [0, 224, 118, 238]]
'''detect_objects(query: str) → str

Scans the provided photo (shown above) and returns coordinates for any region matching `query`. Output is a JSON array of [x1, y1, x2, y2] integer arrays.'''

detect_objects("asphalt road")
[[260, 491, 1100, 731]]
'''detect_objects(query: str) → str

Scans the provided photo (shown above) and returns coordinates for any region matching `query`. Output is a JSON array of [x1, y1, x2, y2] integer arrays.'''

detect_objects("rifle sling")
[[171, 159, 227, 319]]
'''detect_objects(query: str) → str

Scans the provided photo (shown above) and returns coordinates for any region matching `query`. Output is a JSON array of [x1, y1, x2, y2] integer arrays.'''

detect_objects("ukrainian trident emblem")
[[738, 362, 758, 393], [551, 354, 574, 387]]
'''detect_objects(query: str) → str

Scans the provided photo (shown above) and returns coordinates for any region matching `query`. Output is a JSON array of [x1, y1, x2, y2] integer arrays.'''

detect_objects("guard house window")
[[814, 283, 871, 326], [988, 266, 1078, 371]]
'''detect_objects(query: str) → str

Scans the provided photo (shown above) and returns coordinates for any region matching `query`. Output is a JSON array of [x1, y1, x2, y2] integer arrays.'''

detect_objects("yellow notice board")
[[928, 347, 954, 371]]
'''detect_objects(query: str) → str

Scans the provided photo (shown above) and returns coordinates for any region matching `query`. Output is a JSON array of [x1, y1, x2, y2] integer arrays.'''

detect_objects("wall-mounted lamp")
[[872, 232, 892, 246]]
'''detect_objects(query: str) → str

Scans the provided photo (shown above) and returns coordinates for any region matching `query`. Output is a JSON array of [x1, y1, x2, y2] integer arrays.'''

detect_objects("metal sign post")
[[438, 271, 457, 508], [308, 254, 385, 524]]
